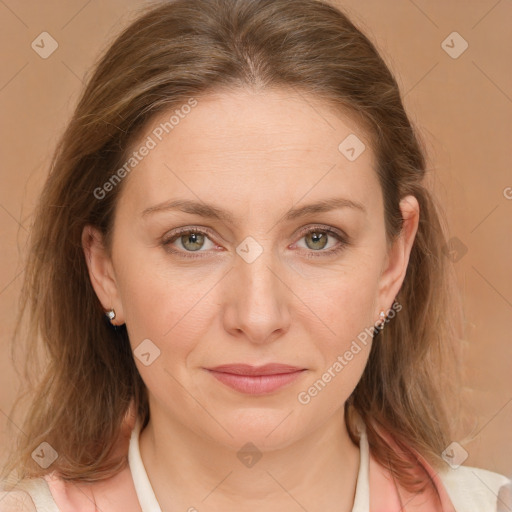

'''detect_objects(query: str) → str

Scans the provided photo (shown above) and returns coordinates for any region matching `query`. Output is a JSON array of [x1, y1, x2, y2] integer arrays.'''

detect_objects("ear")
[[81, 225, 125, 325], [376, 195, 420, 314]]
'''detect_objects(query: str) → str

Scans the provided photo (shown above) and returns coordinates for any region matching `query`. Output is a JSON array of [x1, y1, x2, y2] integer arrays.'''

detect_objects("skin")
[[82, 87, 419, 512]]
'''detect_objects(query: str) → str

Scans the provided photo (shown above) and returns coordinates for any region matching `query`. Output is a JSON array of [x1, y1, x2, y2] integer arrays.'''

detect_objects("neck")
[[138, 407, 361, 512]]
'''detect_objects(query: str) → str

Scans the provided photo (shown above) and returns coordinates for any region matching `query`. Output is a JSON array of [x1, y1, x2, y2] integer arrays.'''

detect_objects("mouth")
[[204, 363, 307, 394]]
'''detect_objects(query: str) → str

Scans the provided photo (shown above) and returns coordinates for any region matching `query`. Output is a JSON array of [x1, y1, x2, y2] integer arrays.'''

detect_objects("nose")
[[222, 244, 292, 345]]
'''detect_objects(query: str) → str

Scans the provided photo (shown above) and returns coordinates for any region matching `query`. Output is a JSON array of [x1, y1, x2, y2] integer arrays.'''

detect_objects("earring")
[[378, 310, 386, 330], [106, 308, 116, 323]]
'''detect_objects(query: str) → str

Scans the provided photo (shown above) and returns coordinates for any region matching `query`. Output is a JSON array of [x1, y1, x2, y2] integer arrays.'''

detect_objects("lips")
[[207, 363, 304, 376], [204, 363, 307, 394]]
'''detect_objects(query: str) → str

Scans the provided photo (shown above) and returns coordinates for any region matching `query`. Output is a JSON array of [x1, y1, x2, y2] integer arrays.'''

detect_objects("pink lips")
[[205, 363, 306, 394]]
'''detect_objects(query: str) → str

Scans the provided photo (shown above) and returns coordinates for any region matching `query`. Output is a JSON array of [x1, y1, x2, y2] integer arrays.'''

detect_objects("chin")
[[207, 409, 305, 452]]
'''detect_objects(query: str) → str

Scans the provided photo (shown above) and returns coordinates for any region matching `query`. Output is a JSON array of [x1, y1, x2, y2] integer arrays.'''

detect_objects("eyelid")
[[293, 224, 349, 242]]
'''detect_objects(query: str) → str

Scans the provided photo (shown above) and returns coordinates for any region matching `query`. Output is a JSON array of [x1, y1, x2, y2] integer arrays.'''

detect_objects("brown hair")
[[2, 0, 464, 498]]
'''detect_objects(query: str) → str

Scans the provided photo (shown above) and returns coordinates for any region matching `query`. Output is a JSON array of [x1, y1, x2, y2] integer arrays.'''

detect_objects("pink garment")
[[41, 450, 455, 512], [42, 411, 139, 512], [43, 465, 139, 512], [40, 410, 457, 512], [367, 425, 457, 512]]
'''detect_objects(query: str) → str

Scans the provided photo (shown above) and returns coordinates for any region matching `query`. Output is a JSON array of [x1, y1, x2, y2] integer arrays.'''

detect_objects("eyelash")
[[161, 225, 349, 260]]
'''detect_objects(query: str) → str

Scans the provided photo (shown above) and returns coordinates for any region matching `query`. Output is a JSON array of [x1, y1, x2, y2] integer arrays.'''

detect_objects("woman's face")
[[84, 87, 418, 451]]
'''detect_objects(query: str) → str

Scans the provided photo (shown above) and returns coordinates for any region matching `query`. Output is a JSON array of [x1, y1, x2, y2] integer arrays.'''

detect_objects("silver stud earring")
[[106, 308, 116, 323]]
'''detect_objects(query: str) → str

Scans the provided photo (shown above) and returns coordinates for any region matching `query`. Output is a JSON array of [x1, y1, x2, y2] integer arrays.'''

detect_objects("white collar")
[[128, 416, 370, 512]]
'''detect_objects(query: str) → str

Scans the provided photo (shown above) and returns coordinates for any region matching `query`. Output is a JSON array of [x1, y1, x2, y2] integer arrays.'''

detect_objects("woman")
[[1, 0, 510, 510]]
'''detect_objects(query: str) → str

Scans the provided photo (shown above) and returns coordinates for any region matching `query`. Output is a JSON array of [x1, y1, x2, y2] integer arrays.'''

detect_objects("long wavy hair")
[[2, 0, 465, 498]]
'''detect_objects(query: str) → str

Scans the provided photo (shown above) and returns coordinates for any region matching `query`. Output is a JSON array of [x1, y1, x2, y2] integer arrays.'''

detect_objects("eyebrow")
[[141, 197, 366, 224]]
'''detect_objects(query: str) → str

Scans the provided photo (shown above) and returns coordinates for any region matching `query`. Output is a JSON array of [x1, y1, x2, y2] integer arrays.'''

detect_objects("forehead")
[[115, 87, 380, 221]]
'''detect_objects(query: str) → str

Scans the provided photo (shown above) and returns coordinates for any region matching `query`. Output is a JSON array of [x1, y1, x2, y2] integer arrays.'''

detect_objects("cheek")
[[297, 260, 381, 343], [117, 266, 212, 404], [114, 253, 210, 357], [294, 271, 378, 414]]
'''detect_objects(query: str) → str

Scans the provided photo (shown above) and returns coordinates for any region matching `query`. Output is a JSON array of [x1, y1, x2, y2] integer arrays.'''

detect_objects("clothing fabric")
[[1, 416, 510, 511]]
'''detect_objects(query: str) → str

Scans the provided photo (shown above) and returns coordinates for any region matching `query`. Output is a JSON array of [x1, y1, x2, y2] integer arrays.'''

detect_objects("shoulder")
[[0, 490, 36, 512], [438, 464, 512, 512], [0, 477, 59, 512]]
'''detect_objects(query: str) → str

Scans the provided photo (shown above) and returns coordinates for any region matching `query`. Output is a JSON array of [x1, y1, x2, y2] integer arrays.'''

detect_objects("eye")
[[161, 225, 349, 260], [161, 227, 218, 258], [293, 225, 349, 258]]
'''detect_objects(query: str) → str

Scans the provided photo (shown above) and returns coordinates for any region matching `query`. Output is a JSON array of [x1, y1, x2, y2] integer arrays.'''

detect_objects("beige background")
[[1, 0, 511, 479]]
